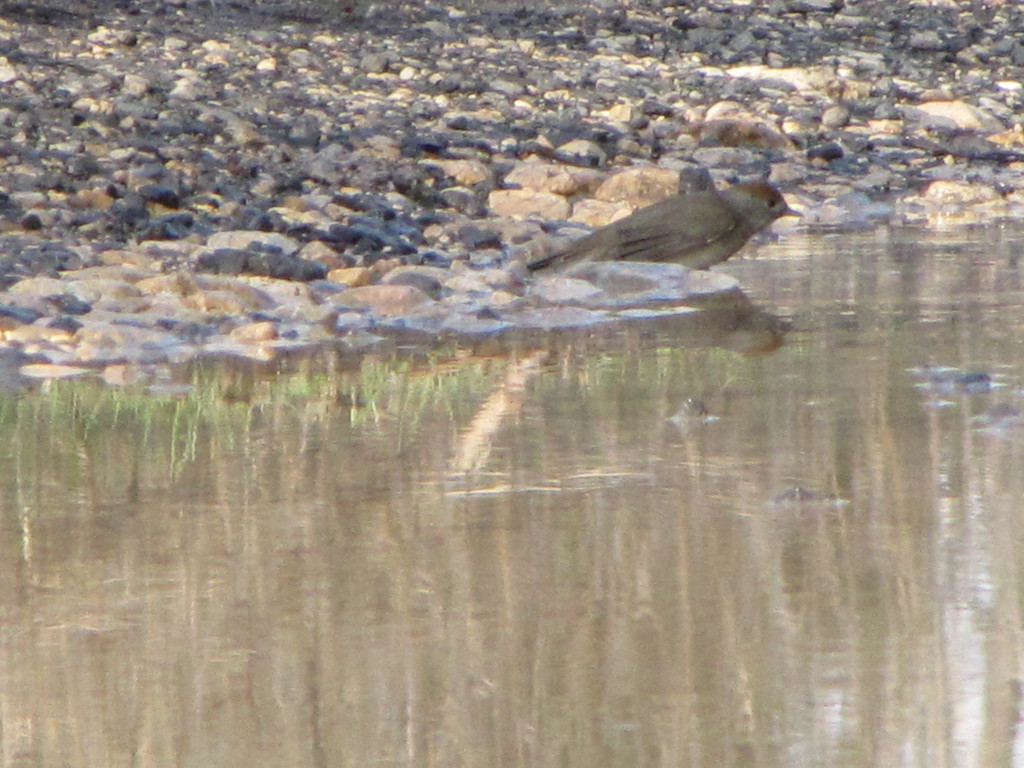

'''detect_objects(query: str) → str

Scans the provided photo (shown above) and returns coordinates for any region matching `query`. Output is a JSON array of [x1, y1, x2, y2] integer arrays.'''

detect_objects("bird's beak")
[[781, 204, 801, 218]]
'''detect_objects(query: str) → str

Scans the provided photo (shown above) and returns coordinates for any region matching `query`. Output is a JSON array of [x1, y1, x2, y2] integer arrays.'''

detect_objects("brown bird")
[[528, 180, 796, 272]]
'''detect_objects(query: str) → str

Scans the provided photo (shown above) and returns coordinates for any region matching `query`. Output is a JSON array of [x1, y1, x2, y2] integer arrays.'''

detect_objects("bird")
[[527, 180, 796, 272]]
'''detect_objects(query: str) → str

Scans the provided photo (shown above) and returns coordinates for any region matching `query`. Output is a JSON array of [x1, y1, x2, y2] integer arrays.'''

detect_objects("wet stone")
[[807, 142, 845, 163], [137, 184, 181, 208], [65, 279, 143, 303], [195, 249, 328, 282], [43, 294, 92, 315], [332, 284, 433, 317], [439, 314, 512, 336], [553, 139, 607, 168], [380, 266, 448, 299], [19, 363, 91, 380], [47, 315, 84, 334], [6, 324, 75, 344], [206, 231, 302, 255], [500, 306, 612, 330], [529, 277, 603, 304], [0, 303, 45, 327], [228, 321, 279, 343]]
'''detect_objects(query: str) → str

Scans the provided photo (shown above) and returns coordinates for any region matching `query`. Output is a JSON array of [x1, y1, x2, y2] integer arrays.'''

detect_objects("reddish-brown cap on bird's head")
[[726, 181, 798, 218]]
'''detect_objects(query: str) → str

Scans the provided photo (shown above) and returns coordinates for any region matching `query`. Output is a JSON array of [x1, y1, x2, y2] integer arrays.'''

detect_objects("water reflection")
[[449, 296, 788, 476], [0, 225, 1023, 767]]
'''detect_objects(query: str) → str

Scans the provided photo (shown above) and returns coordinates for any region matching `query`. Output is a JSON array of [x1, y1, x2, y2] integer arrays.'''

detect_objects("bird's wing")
[[527, 193, 741, 270], [611, 194, 740, 262]]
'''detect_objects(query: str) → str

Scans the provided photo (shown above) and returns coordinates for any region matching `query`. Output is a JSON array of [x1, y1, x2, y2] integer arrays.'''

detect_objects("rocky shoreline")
[[0, 0, 1021, 384]]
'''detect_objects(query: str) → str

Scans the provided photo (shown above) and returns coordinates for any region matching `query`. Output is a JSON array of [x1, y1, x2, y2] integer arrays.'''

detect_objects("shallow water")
[[1, 224, 1023, 767]]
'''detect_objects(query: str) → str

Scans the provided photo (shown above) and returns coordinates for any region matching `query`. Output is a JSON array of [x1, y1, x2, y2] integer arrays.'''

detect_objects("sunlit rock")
[[204, 231, 302, 256], [334, 284, 434, 317], [594, 167, 681, 207], [439, 314, 512, 336], [487, 189, 571, 221], [19, 363, 91, 379], [528, 276, 602, 304], [501, 306, 611, 330], [228, 321, 278, 343]]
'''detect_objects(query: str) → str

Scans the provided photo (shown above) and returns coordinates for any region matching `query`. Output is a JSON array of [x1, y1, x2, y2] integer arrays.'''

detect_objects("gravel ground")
[[0, 0, 1021, 384]]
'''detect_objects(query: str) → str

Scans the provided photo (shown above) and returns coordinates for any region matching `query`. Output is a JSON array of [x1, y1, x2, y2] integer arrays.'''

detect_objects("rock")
[[195, 249, 328, 281], [805, 191, 892, 226], [675, 166, 716, 194], [4, 323, 75, 344], [136, 272, 202, 297], [65, 279, 143, 303], [228, 321, 279, 342], [332, 284, 433, 316], [439, 314, 511, 336], [553, 139, 607, 168], [443, 272, 493, 295], [138, 184, 181, 208], [690, 146, 764, 169], [700, 119, 794, 150], [0, 303, 44, 328], [487, 189, 571, 220], [821, 104, 850, 129], [102, 363, 150, 386], [569, 199, 630, 227], [908, 30, 947, 52], [501, 306, 611, 330], [905, 101, 1004, 133], [593, 167, 680, 207], [454, 223, 503, 250], [470, 266, 525, 292], [807, 142, 845, 162], [360, 51, 391, 74], [206, 230, 302, 255], [380, 265, 448, 299], [43, 294, 92, 315], [199, 341, 276, 362], [560, 261, 742, 307], [784, 0, 843, 11], [529, 276, 603, 304], [327, 267, 373, 287], [8, 276, 66, 297], [726, 65, 825, 92], [430, 159, 494, 187], [296, 240, 344, 270], [922, 180, 1001, 205], [20, 363, 91, 379], [63, 265, 155, 283], [75, 322, 184, 363], [503, 162, 599, 196], [182, 290, 256, 315]]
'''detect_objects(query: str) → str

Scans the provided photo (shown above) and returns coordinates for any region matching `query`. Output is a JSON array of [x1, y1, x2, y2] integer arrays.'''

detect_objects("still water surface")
[[1, 225, 1023, 767]]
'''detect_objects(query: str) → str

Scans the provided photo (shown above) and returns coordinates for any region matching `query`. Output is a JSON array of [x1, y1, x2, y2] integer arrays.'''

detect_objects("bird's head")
[[724, 182, 798, 230]]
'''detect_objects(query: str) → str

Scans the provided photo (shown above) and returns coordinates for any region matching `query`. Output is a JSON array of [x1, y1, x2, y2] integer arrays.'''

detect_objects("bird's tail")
[[527, 231, 600, 271]]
